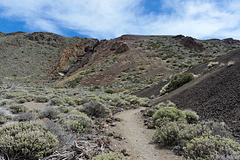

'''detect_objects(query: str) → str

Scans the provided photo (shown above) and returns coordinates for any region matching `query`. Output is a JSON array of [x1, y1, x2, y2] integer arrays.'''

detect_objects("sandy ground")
[[110, 107, 180, 160]]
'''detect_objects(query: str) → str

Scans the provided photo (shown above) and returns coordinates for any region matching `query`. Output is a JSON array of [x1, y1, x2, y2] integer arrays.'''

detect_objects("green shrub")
[[83, 101, 112, 118], [64, 97, 76, 106], [58, 112, 93, 132], [153, 122, 180, 146], [39, 107, 60, 120], [153, 107, 186, 127], [0, 122, 58, 160], [15, 97, 27, 103], [0, 115, 6, 124], [13, 112, 35, 122], [50, 98, 65, 106], [183, 110, 199, 124], [57, 106, 74, 113], [8, 104, 28, 114], [34, 96, 49, 103], [183, 135, 240, 159], [66, 77, 82, 88], [92, 152, 130, 160], [166, 73, 194, 92], [104, 89, 115, 94]]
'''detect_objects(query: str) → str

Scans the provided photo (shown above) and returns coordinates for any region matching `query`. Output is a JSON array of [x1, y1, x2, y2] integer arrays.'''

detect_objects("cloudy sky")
[[0, 0, 240, 39]]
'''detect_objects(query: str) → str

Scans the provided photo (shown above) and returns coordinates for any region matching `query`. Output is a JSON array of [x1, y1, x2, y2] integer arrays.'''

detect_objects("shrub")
[[44, 121, 75, 150], [57, 106, 73, 113], [50, 98, 65, 106], [183, 110, 199, 124], [13, 112, 35, 121], [153, 122, 180, 146], [183, 135, 240, 159], [0, 115, 6, 124], [0, 122, 58, 160], [165, 73, 194, 92], [34, 96, 49, 103], [153, 107, 186, 127], [8, 104, 28, 114], [64, 97, 76, 106], [92, 152, 130, 160], [39, 107, 60, 120], [58, 112, 93, 133], [16, 97, 27, 103], [104, 89, 115, 94], [201, 121, 232, 139], [83, 101, 112, 118]]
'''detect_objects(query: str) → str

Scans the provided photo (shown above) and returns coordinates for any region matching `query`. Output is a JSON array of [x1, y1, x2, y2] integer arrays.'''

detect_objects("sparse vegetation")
[[8, 104, 28, 114], [153, 106, 186, 127], [0, 122, 58, 160], [0, 33, 240, 159], [58, 111, 93, 133], [92, 152, 130, 160], [152, 105, 240, 159], [163, 73, 195, 93], [83, 101, 112, 118]]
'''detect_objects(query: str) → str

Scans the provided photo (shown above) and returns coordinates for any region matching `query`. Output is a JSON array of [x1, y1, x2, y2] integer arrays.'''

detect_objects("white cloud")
[[0, 0, 240, 39]]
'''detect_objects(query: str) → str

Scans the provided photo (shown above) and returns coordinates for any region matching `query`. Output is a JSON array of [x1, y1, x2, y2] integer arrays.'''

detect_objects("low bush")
[[153, 121, 180, 146], [153, 107, 186, 127], [58, 112, 93, 133], [44, 121, 75, 150], [153, 122, 209, 147], [13, 112, 35, 121], [92, 152, 130, 160], [64, 97, 76, 106], [34, 96, 49, 103], [104, 89, 115, 94], [183, 135, 240, 159], [39, 107, 60, 120], [183, 109, 199, 124], [8, 104, 28, 114], [83, 101, 112, 118], [0, 122, 58, 160], [57, 106, 73, 113], [0, 115, 6, 124], [165, 73, 194, 93], [50, 98, 65, 106]]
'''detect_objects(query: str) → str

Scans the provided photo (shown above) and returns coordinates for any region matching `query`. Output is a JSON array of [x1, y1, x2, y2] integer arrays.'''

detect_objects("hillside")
[[56, 35, 240, 91], [150, 49, 240, 139], [1, 31, 239, 87], [0, 31, 98, 82]]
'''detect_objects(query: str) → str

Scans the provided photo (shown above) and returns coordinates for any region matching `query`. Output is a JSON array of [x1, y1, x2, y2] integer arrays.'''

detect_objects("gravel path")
[[110, 107, 180, 160]]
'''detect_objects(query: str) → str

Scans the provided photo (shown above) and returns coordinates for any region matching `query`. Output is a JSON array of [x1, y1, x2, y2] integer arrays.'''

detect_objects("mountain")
[[1, 32, 239, 87]]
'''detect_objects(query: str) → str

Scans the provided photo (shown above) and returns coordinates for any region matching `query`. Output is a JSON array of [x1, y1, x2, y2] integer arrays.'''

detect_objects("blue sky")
[[0, 0, 240, 39]]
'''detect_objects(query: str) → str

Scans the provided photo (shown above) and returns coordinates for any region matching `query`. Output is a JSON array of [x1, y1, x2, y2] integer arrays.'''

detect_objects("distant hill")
[[0, 31, 98, 82], [0, 31, 240, 87]]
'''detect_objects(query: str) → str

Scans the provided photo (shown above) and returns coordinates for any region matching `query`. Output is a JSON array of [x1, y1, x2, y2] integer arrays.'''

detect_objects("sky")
[[0, 0, 240, 40]]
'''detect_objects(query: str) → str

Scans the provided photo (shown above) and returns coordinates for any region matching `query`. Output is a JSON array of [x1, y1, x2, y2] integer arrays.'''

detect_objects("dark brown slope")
[[57, 35, 240, 86], [151, 49, 240, 138]]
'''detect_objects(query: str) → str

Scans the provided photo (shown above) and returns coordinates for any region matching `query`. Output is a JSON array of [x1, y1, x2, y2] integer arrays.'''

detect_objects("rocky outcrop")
[[223, 38, 240, 45], [181, 37, 204, 51], [110, 42, 129, 53], [172, 35, 185, 40], [52, 39, 99, 76]]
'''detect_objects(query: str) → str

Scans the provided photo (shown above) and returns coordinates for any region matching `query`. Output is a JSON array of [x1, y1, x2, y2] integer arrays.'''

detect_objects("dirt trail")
[[110, 107, 180, 160]]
